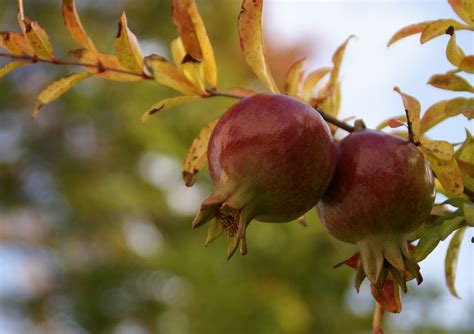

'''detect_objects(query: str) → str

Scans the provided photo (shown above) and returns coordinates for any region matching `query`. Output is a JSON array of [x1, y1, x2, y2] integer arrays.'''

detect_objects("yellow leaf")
[[446, 33, 465, 67], [171, 37, 186, 71], [448, 0, 474, 25], [32, 72, 91, 118], [420, 19, 470, 44], [330, 36, 354, 88], [393, 87, 421, 142], [238, 0, 279, 93], [387, 21, 431, 46], [445, 226, 466, 299], [115, 12, 144, 72], [0, 31, 35, 56], [456, 130, 473, 163], [302, 67, 331, 101], [140, 95, 201, 124], [144, 54, 198, 95], [181, 54, 206, 94], [23, 17, 54, 59], [182, 118, 219, 187], [422, 140, 455, 161], [284, 58, 305, 98], [457, 159, 474, 192], [421, 146, 464, 196], [447, 97, 473, 119], [376, 115, 406, 131], [62, 0, 97, 52], [428, 73, 474, 92], [420, 97, 473, 133], [459, 55, 474, 74], [0, 60, 29, 78]]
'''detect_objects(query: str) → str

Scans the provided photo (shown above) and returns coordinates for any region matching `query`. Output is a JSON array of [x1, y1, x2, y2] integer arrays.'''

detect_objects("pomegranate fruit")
[[193, 93, 337, 258], [317, 129, 435, 291]]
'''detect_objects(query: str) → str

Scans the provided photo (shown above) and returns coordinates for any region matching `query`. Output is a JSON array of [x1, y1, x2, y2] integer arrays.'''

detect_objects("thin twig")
[[207, 89, 356, 133], [0, 52, 153, 79], [403, 108, 420, 146], [372, 302, 385, 334]]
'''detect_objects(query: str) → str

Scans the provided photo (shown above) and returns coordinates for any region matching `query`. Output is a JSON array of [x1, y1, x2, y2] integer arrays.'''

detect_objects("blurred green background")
[[0, 1, 470, 333]]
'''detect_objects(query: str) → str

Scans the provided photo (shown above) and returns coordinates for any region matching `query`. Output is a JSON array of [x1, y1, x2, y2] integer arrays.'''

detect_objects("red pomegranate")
[[317, 130, 435, 291], [193, 93, 337, 258]]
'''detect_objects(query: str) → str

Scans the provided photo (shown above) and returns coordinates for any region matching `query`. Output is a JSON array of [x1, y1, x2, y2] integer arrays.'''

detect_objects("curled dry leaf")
[[284, 58, 305, 98], [144, 54, 198, 95], [446, 33, 465, 67], [445, 226, 467, 299], [448, 0, 474, 25], [302, 67, 331, 101], [140, 96, 201, 124], [23, 17, 55, 60], [0, 32, 34, 56], [393, 87, 421, 142], [62, 0, 97, 51], [387, 21, 431, 46], [376, 115, 406, 131], [32, 72, 91, 118], [459, 55, 474, 74], [238, 0, 279, 93], [182, 118, 219, 187], [115, 12, 144, 72], [428, 73, 474, 92], [0, 60, 29, 78]]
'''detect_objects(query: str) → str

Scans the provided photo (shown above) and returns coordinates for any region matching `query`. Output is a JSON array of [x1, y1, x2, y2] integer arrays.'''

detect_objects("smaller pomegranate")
[[193, 93, 337, 259], [317, 130, 435, 291]]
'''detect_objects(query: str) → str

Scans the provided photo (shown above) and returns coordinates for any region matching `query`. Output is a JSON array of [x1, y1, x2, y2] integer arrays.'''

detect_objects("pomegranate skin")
[[193, 93, 337, 258], [208, 93, 336, 222], [317, 129, 435, 289]]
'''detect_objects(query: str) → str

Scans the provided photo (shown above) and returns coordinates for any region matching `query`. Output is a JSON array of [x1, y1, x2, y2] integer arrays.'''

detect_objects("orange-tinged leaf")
[[376, 115, 406, 131], [140, 95, 201, 124], [181, 54, 206, 93], [448, 0, 474, 25], [447, 97, 474, 119], [420, 19, 469, 44], [393, 87, 421, 142], [144, 54, 198, 95], [420, 100, 449, 134], [284, 58, 305, 98], [0, 31, 34, 56], [0, 60, 29, 78], [457, 159, 474, 192], [23, 18, 54, 59], [32, 72, 91, 118], [183, 118, 219, 187], [387, 21, 431, 46], [225, 87, 257, 97], [445, 226, 466, 299], [238, 0, 279, 93], [172, 0, 202, 60], [302, 67, 331, 101], [428, 73, 474, 92], [371, 279, 402, 313], [62, 0, 97, 51], [330, 36, 354, 88], [420, 146, 464, 196], [115, 12, 144, 72], [388, 118, 406, 128], [446, 33, 465, 66], [422, 140, 455, 161], [459, 55, 474, 74]]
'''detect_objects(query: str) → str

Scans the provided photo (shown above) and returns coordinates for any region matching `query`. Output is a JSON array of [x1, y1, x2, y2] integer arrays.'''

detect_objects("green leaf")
[[439, 216, 465, 241], [464, 203, 474, 226], [445, 226, 467, 299], [140, 95, 201, 124]]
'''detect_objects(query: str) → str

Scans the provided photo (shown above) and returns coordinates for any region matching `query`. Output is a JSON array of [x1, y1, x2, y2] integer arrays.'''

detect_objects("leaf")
[[456, 129, 473, 162], [457, 159, 474, 192], [144, 54, 198, 95], [459, 55, 474, 74], [183, 118, 219, 187], [420, 98, 473, 134], [0, 60, 29, 78], [238, 0, 279, 93], [0, 31, 35, 56], [464, 203, 474, 226], [302, 67, 331, 101], [172, 0, 217, 88], [225, 87, 257, 97], [62, 0, 97, 51], [445, 226, 466, 298], [115, 12, 144, 72], [448, 0, 474, 25], [23, 17, 55, 60], [376, 115, 406, 131], [181, 54, 206, 93], [446, 33, 465, 67], [421, 145, 464, 196], [420, 19, 470, 44], [370, 279, 402, 313], [428, 73, 474, 92], [284, 58, 305, 98], [32, 72, 91, 118], [171, 37, 186, 70], [330, 36, 354, 89], [388, 118, 406, 128], [439, 216, 465, 241], [422, 141, 455, 161], [387, 21, 431, 46], [140, 96, 201, 124], [447, 97, 474, 119], [393, 87, 420, 142]]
